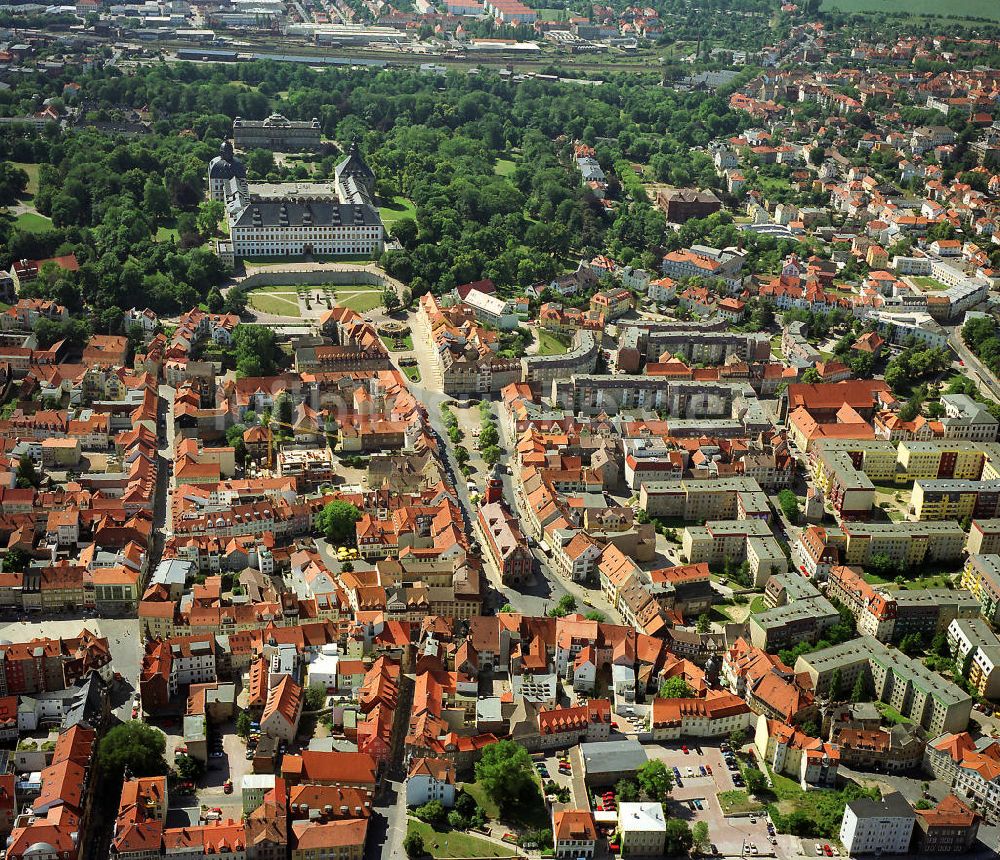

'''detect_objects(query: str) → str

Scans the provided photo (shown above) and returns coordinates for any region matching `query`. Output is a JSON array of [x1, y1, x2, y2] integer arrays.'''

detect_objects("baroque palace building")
[[208, 140, 384, 262], [233, 113, 322, 152]]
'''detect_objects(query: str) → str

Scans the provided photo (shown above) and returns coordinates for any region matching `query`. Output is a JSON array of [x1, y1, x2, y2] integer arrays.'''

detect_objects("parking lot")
[[646, 742, 779, 858], [162, 717, 249, 822]]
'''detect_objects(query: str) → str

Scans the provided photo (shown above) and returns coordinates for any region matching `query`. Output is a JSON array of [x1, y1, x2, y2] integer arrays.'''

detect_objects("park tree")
[[383, 287, 401, 313], [1, 548, 29, 573], [317, 500, 362, 546], [197, 199, 225, 237], [547, 595, 577, 617], [142, 178, 171, 226], [415, 800, 447, 828], [636, 760, 674, 800], [403, 831, 425, 858], [175, 754, 204, 780], [658, 677, 694, 699], [478, 423, 499, 449], [473, 740, 535, 813], [851, 673, 870, 702], [0, 161, 29, 203], [743, 766, 768, 795], [615, 778, 639, 802], [246, 148, 275, 178], [232, 325, 280, 377], [304, 684, 326, 712], [235, 710, 252, 739], [223, 286, 248, 316], [15, 457, 41, 489], [98, 722, 168, 783], [830, 668, 843, 700], [692, 821, 710, 854], [777, 489, 800, 524], [801, 368, 821, 384], [481, 445, 503, 467], [696, 613, 711, 634], [663, 819, 693, 856]]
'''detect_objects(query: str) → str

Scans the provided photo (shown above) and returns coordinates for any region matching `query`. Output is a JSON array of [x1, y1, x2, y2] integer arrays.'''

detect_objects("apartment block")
[[551, 375, 755, 419], [795, 522, 966, 579], [682, 519, 787, 587], [912, 479, 1000, 521], [966, 519, 1000, 555], [960, 554, 1000, 624], [640, 477, 764, 520], [840, 793, 916, 857], [748, 575, 839, 650], [795, 637, 972, 736], [947, 617, 1000, 699], [827, 565, 978, 643], [897, 440, 987, 481]]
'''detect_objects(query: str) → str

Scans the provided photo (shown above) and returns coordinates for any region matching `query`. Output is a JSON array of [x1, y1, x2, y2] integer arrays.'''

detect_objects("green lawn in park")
[[336, 288, 383, 313], [378, 195, 417, 225], [11, 162, 39, 196], [247, 287, 302, 316], [536, 329, 570, 356], [493, 158, 517, 177], [406, 820, 514, 859], [14, 212, 52, 232]]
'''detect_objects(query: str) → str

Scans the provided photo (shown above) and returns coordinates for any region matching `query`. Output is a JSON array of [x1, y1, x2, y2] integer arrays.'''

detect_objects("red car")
[[682, 745, 689, 754], [223, 780, 233, 795], [706, 765, 712, 774], [212, 807, 222, 814], [824, 846, 833, 857]]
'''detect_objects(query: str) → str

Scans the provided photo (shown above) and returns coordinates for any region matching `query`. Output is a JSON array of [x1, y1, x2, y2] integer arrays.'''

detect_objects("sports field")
[[821, 0, 1000, 19]]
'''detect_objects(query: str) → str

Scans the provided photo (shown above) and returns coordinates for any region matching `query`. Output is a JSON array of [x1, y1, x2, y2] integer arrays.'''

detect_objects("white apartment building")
[[840, 793, 915, 856], [169, 637, 217, 694]]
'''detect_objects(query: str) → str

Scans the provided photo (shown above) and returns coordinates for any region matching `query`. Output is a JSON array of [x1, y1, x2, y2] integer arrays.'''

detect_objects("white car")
[[816, 845, 823, 856]]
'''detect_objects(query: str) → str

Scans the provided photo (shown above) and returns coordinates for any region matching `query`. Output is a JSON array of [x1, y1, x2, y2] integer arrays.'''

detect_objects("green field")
[[11, 162, 39, 197], [821, 0, 1000, 18], [247, 284, 383, 316], [156, 225, 180, 242], [14, 212, 53, 233], [336, 288, 383, 313], [402, 364, 421, 383], [248, 287, 302, 316], [493, 158, 517, 177], [718, 789, 765, 816], [406, 820, 514, 859], [536, 329, 571, 356], [909, 276, 951, 291], [378, 195, 417, 225]]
